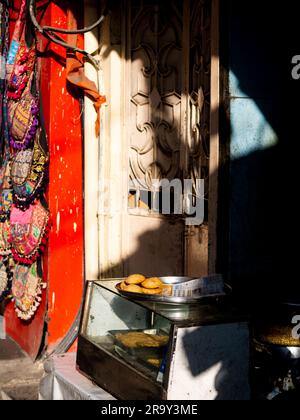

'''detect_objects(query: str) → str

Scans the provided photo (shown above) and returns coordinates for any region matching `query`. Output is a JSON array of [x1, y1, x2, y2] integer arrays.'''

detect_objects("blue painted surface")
[[229, 71, 249, 99], [230, 94, 278, 160]]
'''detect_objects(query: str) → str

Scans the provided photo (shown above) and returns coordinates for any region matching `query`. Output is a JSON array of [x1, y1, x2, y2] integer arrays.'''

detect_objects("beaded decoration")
[[0, 219, 11, 256], [0, 0, 50, 318], [12, 129, 49, 210], [0, 159, 13, 222], [7, 0, 38, 152], [12, 261, 46, 321], [0, 256, 13, 303], [8, 76, 39, 151], [9, 201, 51, 265], [11, 149, 33, 186]]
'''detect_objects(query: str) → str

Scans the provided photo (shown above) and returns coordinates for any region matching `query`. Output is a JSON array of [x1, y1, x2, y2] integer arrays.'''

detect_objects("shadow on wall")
[[94, 0, 300, 300], [5, 0, 289, 399], [226, 0, 300, 303], [5, 0, 294, 397], [95, 0, 300, 301], [83, 0, 300, 400], [96, 0, 212, 280], [182, 323, 250, 400]]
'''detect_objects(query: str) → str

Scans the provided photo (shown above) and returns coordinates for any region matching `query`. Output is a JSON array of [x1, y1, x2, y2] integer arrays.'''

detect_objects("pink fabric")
[[10, 205, 33, 224], [10, 201, 50, 264]]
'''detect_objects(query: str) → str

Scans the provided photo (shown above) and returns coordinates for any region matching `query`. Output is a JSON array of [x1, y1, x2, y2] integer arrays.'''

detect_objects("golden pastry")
[[120, 281, 128, 291], [125, 274, 146, 285], [115, 332, 169, 348], [146, 358, 162, 368], [142, 277, 163, 289], [123, 284, 144, 294], [142, 287, 162, 295]]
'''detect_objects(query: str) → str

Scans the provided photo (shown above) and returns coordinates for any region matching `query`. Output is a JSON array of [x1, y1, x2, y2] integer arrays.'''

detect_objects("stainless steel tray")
[[115, 277, 231, 305]]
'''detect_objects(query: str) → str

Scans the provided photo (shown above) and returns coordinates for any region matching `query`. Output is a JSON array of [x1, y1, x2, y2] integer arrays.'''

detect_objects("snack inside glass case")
[[81, 282, 172, 383]]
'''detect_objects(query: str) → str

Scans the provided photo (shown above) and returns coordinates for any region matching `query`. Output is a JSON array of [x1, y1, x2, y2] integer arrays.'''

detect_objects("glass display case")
[[77, 280, 251, 400]]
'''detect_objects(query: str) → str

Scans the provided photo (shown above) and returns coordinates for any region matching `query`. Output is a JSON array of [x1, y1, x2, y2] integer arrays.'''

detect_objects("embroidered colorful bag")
[[0, 256, 13, 303], [11, 149, 33, 187], [0, 158, 13, 222], [0, 219, 11, 256], [12, 128, 49, 209], [7, 40, 37, 102], [7, 0, 39, 152], [9, 200, 50, 265], [8, 74, 39, 151], [12, 261, 46, 321]]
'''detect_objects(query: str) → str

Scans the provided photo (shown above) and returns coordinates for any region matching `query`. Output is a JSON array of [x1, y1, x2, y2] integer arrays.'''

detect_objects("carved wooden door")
[[98, 0, 212, 278]]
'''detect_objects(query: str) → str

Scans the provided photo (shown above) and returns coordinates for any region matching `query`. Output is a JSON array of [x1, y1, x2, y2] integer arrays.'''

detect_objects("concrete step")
[[1, 380, 41, 400], [0, 337, 44, 400]]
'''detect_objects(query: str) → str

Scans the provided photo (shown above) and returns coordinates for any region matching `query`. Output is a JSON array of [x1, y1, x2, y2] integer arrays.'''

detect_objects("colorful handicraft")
[[0, 256, 13, 303], [7, 0, 38, 152], [0, 0, 51, 321], [12, 128, 49, 209], [9, 201, 50, 265], [0, 2, 9, 141], [12, 261, 46, 321], [6, 0, 27, 68], [7, 40, 37, 101], [8, 76, 39, 151], [0, 219, 11, 256], [0, 1, 12, 221], [0, 158, 13, 222]]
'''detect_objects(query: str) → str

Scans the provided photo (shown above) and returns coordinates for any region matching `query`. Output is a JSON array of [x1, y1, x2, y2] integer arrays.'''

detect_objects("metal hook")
[[29, 0, 108, 70]]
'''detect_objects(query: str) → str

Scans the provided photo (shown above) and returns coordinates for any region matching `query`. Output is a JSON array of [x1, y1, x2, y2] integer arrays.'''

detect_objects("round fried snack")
[[142, 287, 162, 295], [123, 284, 144, 294], [126, 274, 146, 285], [147, 358, 162, 368], [142, 277, 163, 289], [120, 281, 128, 291]]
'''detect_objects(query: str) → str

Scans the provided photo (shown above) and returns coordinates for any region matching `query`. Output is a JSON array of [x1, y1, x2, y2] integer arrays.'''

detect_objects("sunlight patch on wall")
[[230, 72, 278, 160]]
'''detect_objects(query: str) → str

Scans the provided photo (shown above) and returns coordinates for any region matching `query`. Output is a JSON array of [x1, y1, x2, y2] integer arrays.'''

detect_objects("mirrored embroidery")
[[12, 262, 46, 321], [10, 201, 50, 265]]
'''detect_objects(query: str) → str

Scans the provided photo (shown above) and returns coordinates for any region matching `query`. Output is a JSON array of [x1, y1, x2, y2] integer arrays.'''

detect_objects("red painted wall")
[[5, 0, 84, 358]]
